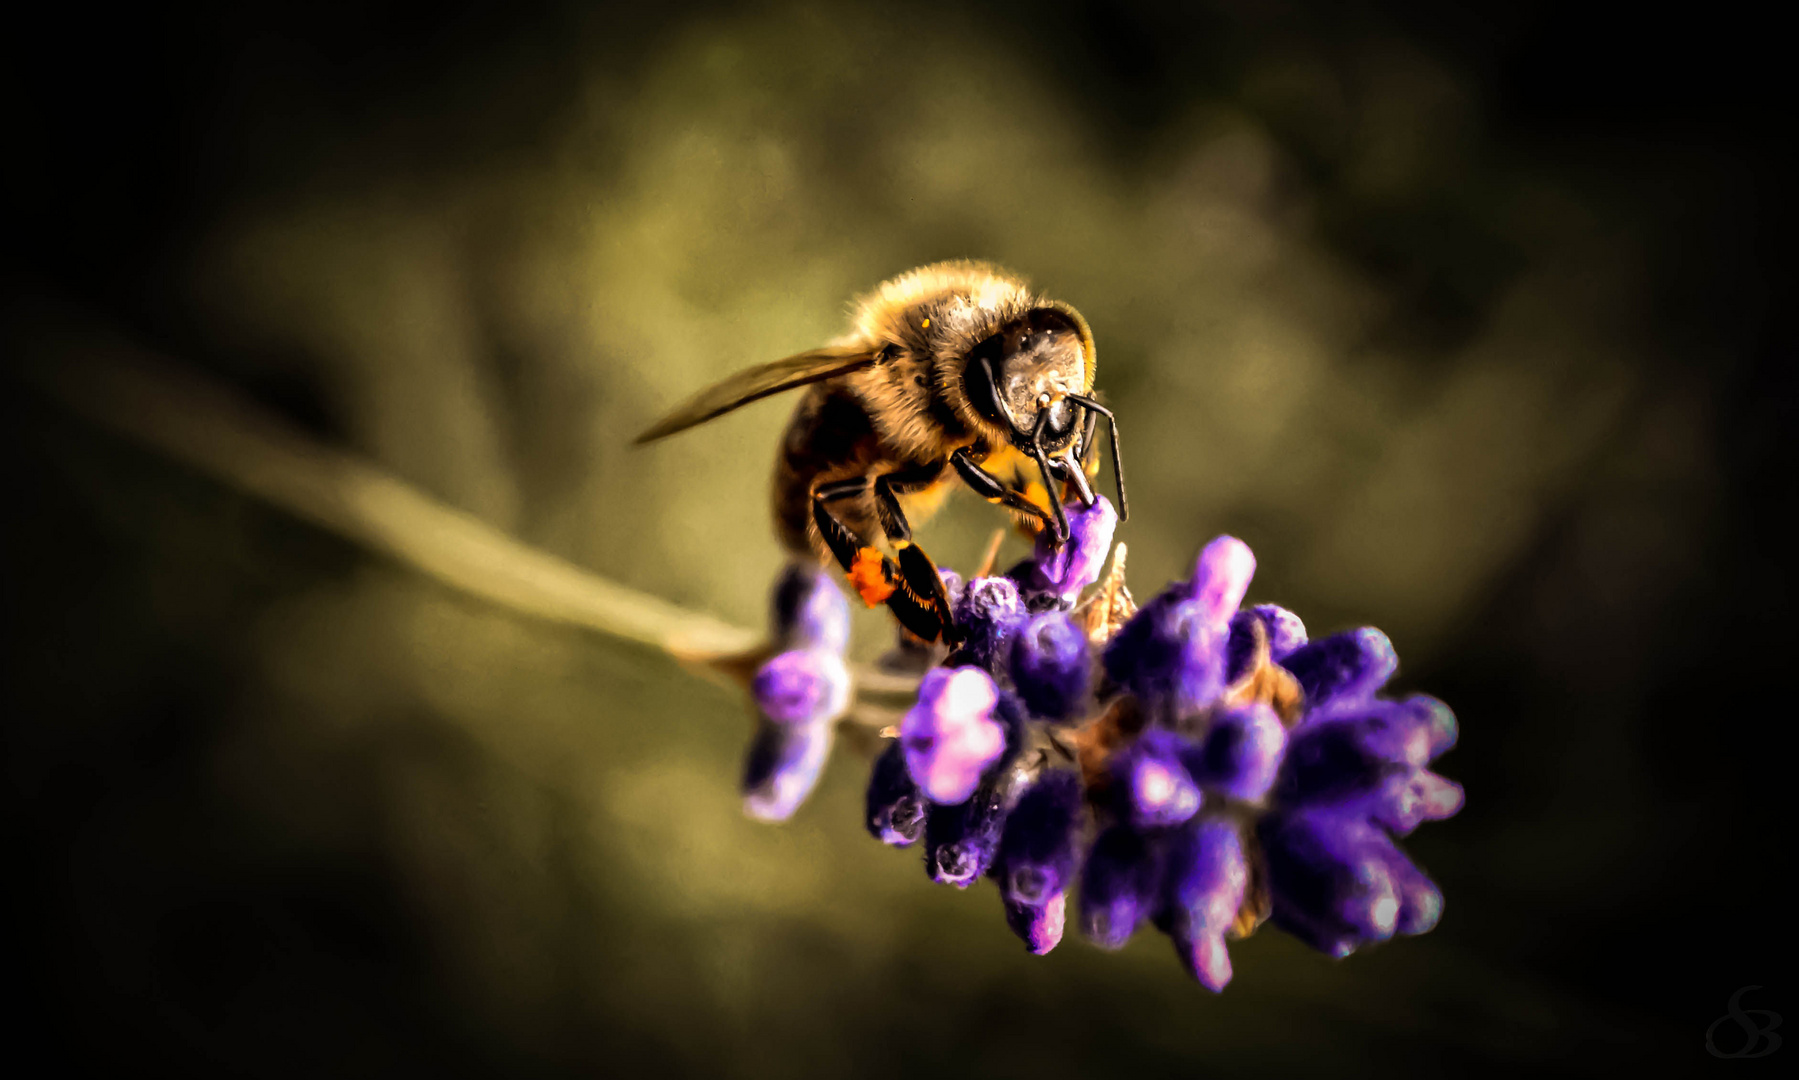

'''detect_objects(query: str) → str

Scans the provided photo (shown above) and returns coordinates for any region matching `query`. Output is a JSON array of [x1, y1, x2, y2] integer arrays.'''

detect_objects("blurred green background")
[[3, 0, 1790, 1074]]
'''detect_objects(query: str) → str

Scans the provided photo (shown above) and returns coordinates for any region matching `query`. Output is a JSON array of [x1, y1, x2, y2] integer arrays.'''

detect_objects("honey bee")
[[635, 260, 1126, 645]]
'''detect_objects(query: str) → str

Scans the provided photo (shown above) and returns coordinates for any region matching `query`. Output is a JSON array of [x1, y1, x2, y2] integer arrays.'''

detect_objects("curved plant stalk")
[[7, 298, 912, 704]]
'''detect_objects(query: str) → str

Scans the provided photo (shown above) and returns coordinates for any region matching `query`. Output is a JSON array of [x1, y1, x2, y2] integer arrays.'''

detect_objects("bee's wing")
[[632, 345, 878, 445]]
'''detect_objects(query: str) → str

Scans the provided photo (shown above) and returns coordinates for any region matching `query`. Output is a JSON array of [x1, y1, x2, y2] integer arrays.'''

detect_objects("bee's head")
[[962, 308, 1088, 454]]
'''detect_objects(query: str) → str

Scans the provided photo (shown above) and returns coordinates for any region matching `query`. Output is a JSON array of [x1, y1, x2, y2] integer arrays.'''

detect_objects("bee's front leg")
[[950, 447, 1068, 546]]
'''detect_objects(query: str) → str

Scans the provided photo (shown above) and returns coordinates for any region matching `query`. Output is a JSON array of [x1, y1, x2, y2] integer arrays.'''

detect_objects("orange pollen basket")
[[848, 547, 896, 607]]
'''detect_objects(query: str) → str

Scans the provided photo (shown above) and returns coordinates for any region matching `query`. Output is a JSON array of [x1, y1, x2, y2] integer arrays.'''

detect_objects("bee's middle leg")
[[873, 466, 958, 646], [811, 478, 872, 573], [811, 474, 955, 645]]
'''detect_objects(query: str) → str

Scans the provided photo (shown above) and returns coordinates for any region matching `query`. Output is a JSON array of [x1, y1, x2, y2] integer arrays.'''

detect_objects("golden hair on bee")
[[635, 260, 1125, 646]]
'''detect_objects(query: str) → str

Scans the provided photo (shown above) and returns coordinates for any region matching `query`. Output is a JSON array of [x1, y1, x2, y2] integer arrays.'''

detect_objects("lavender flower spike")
[[1023, 495, 1118, 603], [743, 717, 834, 823], [836, 520, 1463, 983], [752, 648, 850, 726], [900, 667, 1007, 804]]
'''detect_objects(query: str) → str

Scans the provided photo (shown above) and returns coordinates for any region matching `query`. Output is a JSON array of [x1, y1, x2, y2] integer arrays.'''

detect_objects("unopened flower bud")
[[953, 576, 1027, 668], [1104, 594, 1231, 718], [923, 779, 1011, 888], [770, 562, 850, 653], [1113, 730, 1203, 830], [1009, 612, 1092, 721], [1188, 535, 1256, 628], [1189, 703, 1286, 802], [997, 770, 1084, 906], [866, 739, 927, 847], [742, 717, 833, 823], [1164, 818, 1248, 991], [752, 648, 850, 725], [1225, 604, 1307, 680], [1079, 823, 1165, 950], [1280, 628, 1397, 713], [1260, 810, 1401, 955]]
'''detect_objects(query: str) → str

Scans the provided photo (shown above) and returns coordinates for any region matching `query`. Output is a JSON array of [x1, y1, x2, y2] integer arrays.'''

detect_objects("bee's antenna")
[[1030, 409, 1071, 544], [1066, 394, 1127, 522]]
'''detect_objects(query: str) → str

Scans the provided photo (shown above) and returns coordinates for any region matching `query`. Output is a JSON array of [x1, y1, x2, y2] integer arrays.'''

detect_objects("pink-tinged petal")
[[1417, 772, 1465, 820], [1174, 930, 1234, 992], [1004, 891, 1067, 955]]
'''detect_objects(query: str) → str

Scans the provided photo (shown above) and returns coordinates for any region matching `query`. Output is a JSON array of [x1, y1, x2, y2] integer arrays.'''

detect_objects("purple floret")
[[1079, 823, 1166, 949], [1189, 703, 1286, 803], [936, 567, 966, 613], [866, 740, 927, 847], [752, 648, 850, 726], [901, 666, 1008, 805], [953, 575, 1028, 669], [1375, 841, 1445, 936], [1009, 612, 1092, 721], [1395, 693, 1459, 760], [1021, 495, 1118, 604], [1279, 627, 1398, 712], [1106, 535, 1258, 715], [1367, 767, 1464, 836], [1163, 818, 1248, 991], [1225, 604, 1308, 680], [924, 780, 1012, 888], [742, 717, 834, 823], [1259, 810, 1402, 956], [1186, 535, 1257, 628], [1103, 595, 1231, 719], [997, 770, 1084, 906], [1274, 699, 1466, 824], [770, 562, 851, 654], [1003, 892, 1067, 955], [1113, 729, 1204, 830]]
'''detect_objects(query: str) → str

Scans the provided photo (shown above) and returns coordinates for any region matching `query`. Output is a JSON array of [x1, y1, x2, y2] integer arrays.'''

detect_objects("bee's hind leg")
[[811, 477, 953, 645]]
